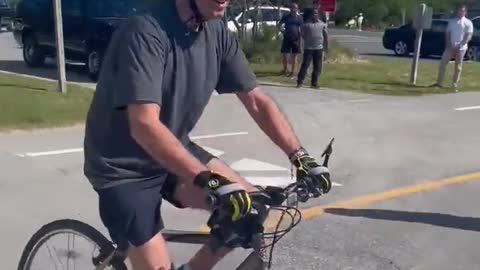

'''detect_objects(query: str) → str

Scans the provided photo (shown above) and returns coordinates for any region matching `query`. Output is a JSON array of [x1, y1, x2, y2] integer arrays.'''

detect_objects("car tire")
[[23, 34, 46, 67], [86, 48, 104, 81], [394, 40, 409, 56], [465, 46, 478, 61]]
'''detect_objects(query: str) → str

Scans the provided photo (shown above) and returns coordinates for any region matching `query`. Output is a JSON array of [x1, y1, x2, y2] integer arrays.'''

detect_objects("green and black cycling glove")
[[194, 171, 252, 222], [290, 147, 332, 195]]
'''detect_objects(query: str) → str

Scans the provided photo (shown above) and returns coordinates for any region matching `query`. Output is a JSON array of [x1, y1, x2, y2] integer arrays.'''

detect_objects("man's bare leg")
[[172, 158, 257, 270], [282, 53, 289, 74], [290, 53, 298, 76], [128, 233, 172, 270]]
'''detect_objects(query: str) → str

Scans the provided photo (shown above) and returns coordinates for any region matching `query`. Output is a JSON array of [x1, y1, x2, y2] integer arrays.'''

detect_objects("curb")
[[258, 80, 295, 88], [0, 70, 96, 89]]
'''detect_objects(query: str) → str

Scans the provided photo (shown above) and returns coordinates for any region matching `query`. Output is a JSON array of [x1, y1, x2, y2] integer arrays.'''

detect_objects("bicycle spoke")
[[52, 246, 66, 270], [46, 242, 60, 270], [72, 234, 76, 270], [67, 234, 70, 270]]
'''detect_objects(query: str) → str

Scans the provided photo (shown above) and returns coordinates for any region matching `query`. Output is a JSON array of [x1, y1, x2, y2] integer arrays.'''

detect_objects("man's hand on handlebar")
[[290, 147, 332, 197], [194, 170, 252, 222]]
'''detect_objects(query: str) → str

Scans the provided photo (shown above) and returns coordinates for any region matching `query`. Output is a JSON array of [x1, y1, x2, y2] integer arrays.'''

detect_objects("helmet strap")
[[185, 0, 205, 31]]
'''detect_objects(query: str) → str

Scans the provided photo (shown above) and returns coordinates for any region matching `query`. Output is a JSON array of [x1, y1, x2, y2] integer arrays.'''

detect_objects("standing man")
[[279, 2, 303, 76], [357, 13, 364, 31], [432, 3, 473, 92], [297, 8, 328, 88]]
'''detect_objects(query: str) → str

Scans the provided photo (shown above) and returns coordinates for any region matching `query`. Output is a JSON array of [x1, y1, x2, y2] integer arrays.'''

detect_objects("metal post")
[[53, 0, 67, 93], [410, 4, 426, 85]]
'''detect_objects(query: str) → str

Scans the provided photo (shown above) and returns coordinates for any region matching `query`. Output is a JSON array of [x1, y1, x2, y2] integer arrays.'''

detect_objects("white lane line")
[[346, 99, 373, 103], [15, 131, 248, 157], [17, 148, 83, 157], [190, 131, 248, 140], [245, 176, 343, 187], [455, 105, 480, 111]]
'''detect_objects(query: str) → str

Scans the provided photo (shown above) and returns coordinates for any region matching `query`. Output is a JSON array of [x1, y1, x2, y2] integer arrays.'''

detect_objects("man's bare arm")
[[237, 87, 302, 156], [127, 103, 207, 183], [460, 32, 473, 48]]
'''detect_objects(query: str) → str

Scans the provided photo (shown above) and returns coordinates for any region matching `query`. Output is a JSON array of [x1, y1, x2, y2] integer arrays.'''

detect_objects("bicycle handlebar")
[[206, 138, 335, 255]]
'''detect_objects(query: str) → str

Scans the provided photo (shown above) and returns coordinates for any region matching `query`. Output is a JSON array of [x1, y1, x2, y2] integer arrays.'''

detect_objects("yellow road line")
[[199, 171, 480, 232], [301, 171, 480, 220]]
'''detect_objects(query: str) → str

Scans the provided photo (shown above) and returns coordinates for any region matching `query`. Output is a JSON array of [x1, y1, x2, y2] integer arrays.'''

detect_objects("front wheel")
[[23, 34, 46, 67], [17, 219, 127, 270]]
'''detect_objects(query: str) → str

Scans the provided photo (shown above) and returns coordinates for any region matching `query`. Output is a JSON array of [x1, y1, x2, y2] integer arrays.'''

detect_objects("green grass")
[[0, 73, 93, 131], [252, 58, 480, 96]]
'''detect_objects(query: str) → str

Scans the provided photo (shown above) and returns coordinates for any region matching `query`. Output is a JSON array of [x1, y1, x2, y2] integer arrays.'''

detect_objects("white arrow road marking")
[[201, 146, 224, 157], [230, 158, 289, 171], [245, 176, 343, 187]]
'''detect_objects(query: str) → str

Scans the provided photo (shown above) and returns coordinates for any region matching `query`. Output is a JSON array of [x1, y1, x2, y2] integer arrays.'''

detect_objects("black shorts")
[[281, 38, 301, 54], [95, 141, 216, 250]]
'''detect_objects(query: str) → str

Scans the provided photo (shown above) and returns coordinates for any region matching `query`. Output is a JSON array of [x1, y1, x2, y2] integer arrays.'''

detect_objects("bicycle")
[[17, 138, 335, 270]]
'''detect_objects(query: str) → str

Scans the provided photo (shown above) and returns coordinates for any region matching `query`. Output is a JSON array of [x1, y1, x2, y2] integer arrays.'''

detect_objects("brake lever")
[[321, 137, 335, 167]]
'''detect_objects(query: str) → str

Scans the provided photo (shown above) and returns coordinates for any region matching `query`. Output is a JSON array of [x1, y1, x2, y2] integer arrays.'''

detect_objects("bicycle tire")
[[17, 219, 127, 270]]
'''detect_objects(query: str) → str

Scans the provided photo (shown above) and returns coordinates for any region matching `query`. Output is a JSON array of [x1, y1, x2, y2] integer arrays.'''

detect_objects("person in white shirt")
[[433, 3, 473, 91]]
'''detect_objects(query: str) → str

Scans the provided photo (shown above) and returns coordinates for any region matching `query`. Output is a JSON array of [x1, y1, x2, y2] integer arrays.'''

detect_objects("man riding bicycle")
[[82, 0, 332, 269]]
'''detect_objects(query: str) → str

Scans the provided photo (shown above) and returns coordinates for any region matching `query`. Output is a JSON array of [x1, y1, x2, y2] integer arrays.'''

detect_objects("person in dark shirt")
[[279, 2, 303, 76], [297, 7, 328, 88], [83, 0, 332, 269]]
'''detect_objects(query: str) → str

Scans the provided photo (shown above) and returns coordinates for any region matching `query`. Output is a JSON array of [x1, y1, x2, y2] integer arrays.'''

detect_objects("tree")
[[365, 2, 389, 26]]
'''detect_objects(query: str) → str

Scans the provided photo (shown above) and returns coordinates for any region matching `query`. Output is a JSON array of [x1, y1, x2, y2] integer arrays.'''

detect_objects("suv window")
[[473, 19, 480, 29], [86, 0, 143, 17], [62, 0, 83, 16], [431, 21, 448, 32], [238, 9, 256, 23], [262, 9, 285, 21], [23, 0, 51, 12]]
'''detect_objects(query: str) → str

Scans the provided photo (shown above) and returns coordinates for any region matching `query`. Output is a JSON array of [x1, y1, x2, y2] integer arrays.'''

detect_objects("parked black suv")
[[12, 0, 148, 80], [382, 18, 480, 61]]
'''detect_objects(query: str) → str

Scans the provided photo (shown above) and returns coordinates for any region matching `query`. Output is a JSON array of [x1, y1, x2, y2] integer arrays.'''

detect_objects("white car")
[[227, 6, 291, 34]]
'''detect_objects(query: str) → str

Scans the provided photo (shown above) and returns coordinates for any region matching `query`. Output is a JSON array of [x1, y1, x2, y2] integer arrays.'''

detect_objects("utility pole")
[[410, 3, 429, 85], [53, 0, 67, 94]]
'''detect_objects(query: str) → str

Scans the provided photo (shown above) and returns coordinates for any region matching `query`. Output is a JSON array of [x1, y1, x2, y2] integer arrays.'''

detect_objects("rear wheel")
[[465, 46, 478, 61], [17, 219, 127, 270], [23, 34, 46, 67], [86, 48, 104, 81]]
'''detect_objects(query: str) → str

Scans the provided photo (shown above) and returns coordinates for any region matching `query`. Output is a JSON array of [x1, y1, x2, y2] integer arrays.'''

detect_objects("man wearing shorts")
[[83, 0, 332, 269], [279, 3, 303, 76]]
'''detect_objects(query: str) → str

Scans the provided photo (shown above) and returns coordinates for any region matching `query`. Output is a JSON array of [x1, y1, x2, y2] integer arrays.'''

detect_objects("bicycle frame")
[[97, 230, 266, 270], [163, 230, 266, 270]]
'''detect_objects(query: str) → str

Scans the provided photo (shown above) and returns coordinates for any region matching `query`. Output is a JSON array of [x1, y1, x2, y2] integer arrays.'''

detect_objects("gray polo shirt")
[[83, 0, 257, 189], [301, 21, 327, 50]]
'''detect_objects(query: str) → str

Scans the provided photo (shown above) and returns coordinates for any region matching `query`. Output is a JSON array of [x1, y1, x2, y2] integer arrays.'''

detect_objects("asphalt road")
[[1, 84, 480, 269], [329, 28, 390, 58]]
